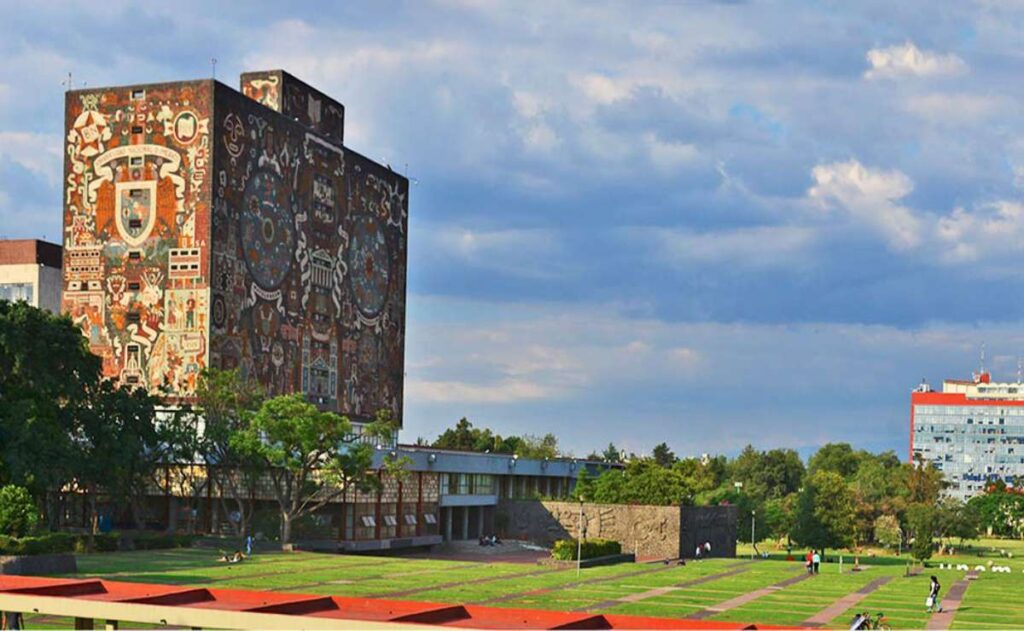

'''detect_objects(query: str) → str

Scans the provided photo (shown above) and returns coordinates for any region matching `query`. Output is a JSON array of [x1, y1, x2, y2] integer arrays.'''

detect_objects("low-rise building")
[[0, 239, 63, 312]]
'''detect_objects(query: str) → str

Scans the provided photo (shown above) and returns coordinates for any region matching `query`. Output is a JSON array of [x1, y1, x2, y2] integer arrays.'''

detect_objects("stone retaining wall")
[[498, 500, 682, 559], [0, 554, 77, 575]]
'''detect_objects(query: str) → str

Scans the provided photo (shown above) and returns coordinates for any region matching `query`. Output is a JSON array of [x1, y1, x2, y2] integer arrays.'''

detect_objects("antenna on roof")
[[211, 57, 218, 80], [980, 342, 986, 373], [62, 72, 73, 91], [1017, 356, 1022, 384]]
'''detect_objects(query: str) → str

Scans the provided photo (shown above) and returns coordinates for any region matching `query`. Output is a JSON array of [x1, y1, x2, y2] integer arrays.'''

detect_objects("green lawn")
[[8, 544, 1016, 629]]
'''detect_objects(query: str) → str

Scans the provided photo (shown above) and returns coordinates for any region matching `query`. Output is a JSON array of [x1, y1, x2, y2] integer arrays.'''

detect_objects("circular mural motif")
[[240, 170, 295, 290], [348, 215, 390, 317]]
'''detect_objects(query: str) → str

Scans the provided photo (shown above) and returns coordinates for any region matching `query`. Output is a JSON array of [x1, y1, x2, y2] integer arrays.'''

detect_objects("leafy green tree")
[[907, 502, 936, 562], [731, 446, 804, 503], [573, 468, 595, 502], [762, 494, 797, 543], [232, 394, 385, 543], [807, 443, 861, 479], [517, 433, 559, 459], [601, 443, 621, 463], [652, 443, 676, 467], [0, 301, 99, 522], [873, 514, 902, 551], [905, 456, 944, 505], [0, 485, 38, 537], [792, 470, 856, 552], [194, 368, 264, 535]]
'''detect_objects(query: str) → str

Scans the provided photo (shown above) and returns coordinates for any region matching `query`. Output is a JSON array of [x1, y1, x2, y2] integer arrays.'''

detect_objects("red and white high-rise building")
[[911, 369, 1024, 500]]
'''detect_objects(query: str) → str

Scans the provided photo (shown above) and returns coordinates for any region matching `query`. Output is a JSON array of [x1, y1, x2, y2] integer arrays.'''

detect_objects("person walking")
[[927, 575, 942, 613], [812, 550, 821, 574], [805, 550, 814, 574]]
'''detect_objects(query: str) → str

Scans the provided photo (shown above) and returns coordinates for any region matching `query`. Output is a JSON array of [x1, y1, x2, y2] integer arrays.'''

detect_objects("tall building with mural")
[[62, 70, 408, 425], [911, 369, 1024, 500]]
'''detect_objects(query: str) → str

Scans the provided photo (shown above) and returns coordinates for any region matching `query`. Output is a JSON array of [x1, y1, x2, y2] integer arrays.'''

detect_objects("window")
[[127, 282, 140, 291], [360, 515, 376, 528], [128, 219, 143, 229], [383, 515, 398, 527], [131, 126, 143, 134], [130, 156, 143, 167], [131, 89, 145, 100], [128, 251, 142, 261], [126, 312, 141, 324], [404, 514, 417, 526], [0, 283, 34, 303], [423, 513, 437, 525]]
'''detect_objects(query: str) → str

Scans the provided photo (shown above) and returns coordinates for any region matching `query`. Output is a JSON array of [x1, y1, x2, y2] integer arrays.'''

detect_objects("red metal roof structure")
[[0, 575, 786, 629]]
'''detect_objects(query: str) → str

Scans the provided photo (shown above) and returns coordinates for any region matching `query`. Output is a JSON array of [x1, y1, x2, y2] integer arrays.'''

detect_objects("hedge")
[[551, 538, 622, 561], [0, 532, 195, 556]]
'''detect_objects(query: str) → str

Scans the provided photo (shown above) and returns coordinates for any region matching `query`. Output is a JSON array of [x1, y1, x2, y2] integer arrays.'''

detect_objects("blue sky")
[[2, 1, 1023, 458]]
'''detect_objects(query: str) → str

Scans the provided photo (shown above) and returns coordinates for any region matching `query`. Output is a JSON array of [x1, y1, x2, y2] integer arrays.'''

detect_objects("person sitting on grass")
[[849, 611, 869, 630], [218, 550, 245, 563]]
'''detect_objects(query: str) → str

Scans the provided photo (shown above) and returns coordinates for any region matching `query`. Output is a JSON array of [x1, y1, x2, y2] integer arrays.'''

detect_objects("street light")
[[576, 497, 585, 577], [751, 510, 756, 560]]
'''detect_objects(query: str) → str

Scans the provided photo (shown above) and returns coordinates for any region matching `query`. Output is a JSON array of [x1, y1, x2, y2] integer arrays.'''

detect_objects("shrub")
[[551, 538, 622, 561], [0, 485, 39, 537]]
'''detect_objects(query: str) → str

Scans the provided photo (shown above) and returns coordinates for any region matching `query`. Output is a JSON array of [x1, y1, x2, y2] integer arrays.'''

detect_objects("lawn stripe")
[[577, 560, 755, 612], [476, 561, 676, 605], [927, 572, 976, 631], [800, 575, 892, 628], [375, 565, 559, 598], [686, 569, 811, 620]]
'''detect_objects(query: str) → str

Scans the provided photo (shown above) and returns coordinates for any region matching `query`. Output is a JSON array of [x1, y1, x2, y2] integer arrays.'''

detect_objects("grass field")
[[11, 540, 1024, 629]]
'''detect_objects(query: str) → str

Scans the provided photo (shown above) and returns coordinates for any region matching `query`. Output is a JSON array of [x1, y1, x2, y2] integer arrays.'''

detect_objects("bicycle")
[[851, 611, 890, 630]]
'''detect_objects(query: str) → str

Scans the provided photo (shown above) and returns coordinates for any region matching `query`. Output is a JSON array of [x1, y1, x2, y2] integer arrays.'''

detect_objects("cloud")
[[406, 378, 557, 403], [0, 132, 63, 185], [423, 225, 565, 280], [808, 159, 922, 250], [936, 201, 1024, 264], [864, 42, 968, 79], [903, 93, 1004, 123], [634, 225, 816, 269]]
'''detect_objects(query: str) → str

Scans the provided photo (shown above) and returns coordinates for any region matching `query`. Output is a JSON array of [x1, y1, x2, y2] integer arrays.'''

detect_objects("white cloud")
[[406, 378, 557, 403], [572, 73, 633, 105], [0, 132, 63, 185], [644, 133, 700, 173], [638, 225, 816, 269], [425, 226, 565, 279], [936, 201, 1024, 264], [903, 93, 1004, 122], [864, 42, 968, 79], [808, 159, 922, 250]]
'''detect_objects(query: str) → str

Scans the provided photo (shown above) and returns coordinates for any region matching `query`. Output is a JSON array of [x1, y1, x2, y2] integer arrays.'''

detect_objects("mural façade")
[[62, 82, 213, 398], [62, 74, 408, 425], [210, 81, 407, 424]]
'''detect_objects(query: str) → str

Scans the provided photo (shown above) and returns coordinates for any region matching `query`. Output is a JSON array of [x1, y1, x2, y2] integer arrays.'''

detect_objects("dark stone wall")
[[210, 82, 408, 424], [0, 554, 77, 576], [680, 505, 738, 558]]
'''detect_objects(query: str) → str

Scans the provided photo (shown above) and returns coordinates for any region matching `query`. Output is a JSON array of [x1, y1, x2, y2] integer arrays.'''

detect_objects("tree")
[[517, 433, 559, 460], [792, 470, 856, 551], [194, 368, 264, 535], [232, 394, 385, 543], [907, 502, 936, 562], [762, 494, 797, 544], [0, 485, 38, 537], [873, 514, 902, 552], [731, 446, 804, 503], [601, 443, 621, 463], [0, 301, 99, 524], [652, 443, 676, 468], [905, 456, 944, 505], [573, 468, 595, 502], [807, 443, 860, 479]]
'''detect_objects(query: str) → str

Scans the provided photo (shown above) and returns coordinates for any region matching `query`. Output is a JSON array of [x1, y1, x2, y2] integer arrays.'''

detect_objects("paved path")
[[686, 570, 812, 620], [800, 575, 892, 628], [926, 572, 976, 630], [476, 561, 677, 605], [578, 561, 756, 612]]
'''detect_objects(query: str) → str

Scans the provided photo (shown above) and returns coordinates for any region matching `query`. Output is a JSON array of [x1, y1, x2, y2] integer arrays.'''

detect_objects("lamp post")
[[750, 510, 756, 560], [576, 498, 585, 577]]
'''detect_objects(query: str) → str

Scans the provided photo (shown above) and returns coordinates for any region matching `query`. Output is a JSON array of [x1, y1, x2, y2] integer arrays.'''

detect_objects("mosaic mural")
[[62, 82, 212, 398], [210, 82, 407, 424], [63, 73, 406, 422]]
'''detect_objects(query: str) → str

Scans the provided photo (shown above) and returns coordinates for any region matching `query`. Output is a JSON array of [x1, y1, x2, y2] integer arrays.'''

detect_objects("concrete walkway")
[[800, 576, 892, 628], [686, 570, 812, 620], [579, 561, 756, 612], [926, 572, 976, 630]]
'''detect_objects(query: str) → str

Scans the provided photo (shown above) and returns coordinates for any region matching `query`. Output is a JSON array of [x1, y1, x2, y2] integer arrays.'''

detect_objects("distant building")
[[0, 239, 63, 312], [911, 370, 1024, 500]]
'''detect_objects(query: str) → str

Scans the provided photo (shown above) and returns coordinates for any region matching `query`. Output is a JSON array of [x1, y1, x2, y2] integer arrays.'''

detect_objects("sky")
[[1, 1, 1023, 459]]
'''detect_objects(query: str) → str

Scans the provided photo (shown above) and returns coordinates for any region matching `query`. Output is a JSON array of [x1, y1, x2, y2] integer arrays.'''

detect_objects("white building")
[[911, 370, 1024, 500], [0, 239, 63, 312]]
